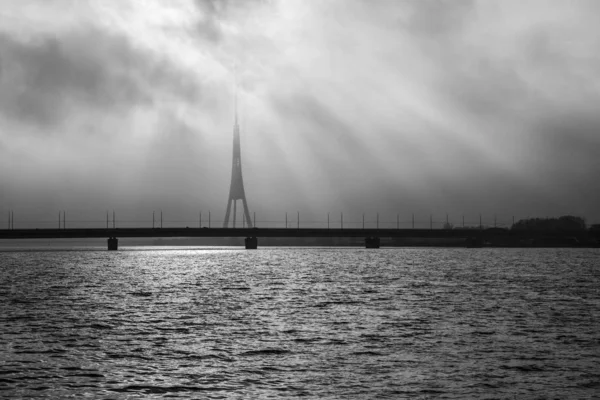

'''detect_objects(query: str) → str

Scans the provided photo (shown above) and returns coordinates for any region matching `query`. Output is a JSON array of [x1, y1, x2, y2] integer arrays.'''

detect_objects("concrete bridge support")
[[465, 237, 483, 248], [365, 237, 380, 248], [107, 237, 119, 251], [245, 237, 258, 249]]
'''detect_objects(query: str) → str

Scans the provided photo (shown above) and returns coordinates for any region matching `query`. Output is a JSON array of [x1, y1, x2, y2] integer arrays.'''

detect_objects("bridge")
[[1, 227, 596, 250]]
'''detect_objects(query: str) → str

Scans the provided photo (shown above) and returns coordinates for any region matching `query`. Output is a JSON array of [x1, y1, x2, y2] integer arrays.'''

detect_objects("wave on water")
[[1, 248, 599, 398]]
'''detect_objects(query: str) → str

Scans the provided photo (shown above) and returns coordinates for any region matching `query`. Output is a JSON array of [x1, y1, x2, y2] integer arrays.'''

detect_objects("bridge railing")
[[1, 211, 522, 231]]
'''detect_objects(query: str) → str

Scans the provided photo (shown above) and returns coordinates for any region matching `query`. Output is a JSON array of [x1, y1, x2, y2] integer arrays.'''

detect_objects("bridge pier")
[[107, 237, 119, 251], [365, 237, 380, 249], [465, 237, 483, 248], [245, 237, 258, 249]]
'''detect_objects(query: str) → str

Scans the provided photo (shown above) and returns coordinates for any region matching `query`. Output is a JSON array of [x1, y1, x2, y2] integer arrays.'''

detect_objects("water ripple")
[[1, 247, 599, 398]]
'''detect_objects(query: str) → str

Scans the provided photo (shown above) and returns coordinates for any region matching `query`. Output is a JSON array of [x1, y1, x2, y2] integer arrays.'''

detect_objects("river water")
[[1, 247, 599, 399]]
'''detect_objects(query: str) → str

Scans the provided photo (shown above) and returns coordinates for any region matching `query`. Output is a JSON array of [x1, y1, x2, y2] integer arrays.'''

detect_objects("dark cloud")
[[440, 57, 529, 120], [532, 114, 600, 186], [0, 29, 198, 129]]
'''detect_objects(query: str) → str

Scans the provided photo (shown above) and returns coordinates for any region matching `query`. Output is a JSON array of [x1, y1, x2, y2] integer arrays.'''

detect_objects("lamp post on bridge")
[[58, 211, 65, 230]]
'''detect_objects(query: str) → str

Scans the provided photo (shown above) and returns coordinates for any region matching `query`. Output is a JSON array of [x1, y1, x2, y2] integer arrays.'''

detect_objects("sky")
[[1, 0, 599, 229]]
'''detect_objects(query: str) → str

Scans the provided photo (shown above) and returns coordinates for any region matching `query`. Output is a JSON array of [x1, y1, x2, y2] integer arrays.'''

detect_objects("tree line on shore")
[[511, 215, 590, 231], [444, 215, 597, 231]]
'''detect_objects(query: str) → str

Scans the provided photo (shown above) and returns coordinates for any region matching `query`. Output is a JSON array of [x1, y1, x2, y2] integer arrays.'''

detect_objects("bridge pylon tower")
[[223, 82, 252, 228]]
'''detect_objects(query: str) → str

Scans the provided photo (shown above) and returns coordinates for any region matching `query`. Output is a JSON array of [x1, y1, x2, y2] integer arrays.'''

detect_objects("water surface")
[[1, 247, 599, 398]]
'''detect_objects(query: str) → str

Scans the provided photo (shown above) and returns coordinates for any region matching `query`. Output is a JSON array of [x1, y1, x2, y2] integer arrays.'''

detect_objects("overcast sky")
[[1, 0, 599, 228]]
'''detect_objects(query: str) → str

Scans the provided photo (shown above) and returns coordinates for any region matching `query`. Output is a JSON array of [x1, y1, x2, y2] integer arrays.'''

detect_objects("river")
[[1, 247, 599, 398]]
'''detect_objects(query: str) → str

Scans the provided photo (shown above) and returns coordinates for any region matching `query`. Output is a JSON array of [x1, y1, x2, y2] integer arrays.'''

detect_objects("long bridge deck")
[[0, 227, 531, 240], [1, 227, 595, 238]]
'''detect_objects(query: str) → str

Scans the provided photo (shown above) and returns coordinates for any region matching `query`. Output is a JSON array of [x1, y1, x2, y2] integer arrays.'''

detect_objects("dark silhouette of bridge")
[[1, 226, 597, 250]]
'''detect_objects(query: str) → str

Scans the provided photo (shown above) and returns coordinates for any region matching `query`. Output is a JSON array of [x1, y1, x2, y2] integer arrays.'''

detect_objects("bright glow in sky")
[[1, 0, 599, 228]]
